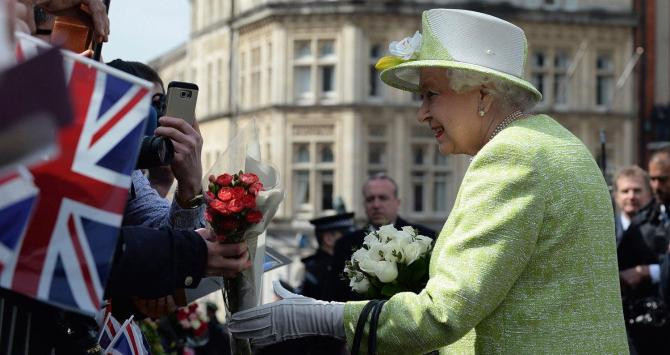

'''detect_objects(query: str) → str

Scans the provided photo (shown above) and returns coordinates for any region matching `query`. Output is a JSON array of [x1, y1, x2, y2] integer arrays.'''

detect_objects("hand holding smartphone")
[[164, 81, 199, 125]]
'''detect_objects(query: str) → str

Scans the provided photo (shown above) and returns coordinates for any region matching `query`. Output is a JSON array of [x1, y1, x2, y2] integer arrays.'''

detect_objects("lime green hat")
[[377, 9, 542, 101]]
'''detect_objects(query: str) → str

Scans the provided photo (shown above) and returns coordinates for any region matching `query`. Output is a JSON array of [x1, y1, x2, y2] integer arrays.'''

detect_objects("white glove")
[[229, 280, 345, 347]]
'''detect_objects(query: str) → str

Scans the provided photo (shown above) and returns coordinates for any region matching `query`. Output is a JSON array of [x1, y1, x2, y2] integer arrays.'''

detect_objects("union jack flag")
[[0, 33, 152, 315], [0, 168, 38, 276], [98, 311, 121, 350], [107, 317, 150, 355]]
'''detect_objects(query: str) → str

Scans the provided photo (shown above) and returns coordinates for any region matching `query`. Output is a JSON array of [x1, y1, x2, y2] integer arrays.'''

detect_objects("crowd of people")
[[613, 150, 670, 354], [5, 1, 670, 354]]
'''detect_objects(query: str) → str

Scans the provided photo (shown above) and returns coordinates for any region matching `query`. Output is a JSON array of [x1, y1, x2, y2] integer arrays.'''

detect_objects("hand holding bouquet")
[[345, 225, 433, 298]]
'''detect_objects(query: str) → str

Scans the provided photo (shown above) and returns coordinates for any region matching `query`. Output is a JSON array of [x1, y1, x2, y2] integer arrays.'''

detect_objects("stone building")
[[150, 0, 639, 294]]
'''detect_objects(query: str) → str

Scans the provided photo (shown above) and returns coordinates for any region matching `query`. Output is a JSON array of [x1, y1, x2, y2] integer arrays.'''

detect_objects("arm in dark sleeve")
[[105, 226, 208, 299]]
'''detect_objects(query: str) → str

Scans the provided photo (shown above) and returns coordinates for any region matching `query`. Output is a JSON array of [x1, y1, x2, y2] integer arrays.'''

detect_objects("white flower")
[[402, 242, 423, 265], [375, 261, 399, 283], [401, 226, 417, 236], [350, 276, 371, 293], [389, 31, 422, 60], [191, 319, 201, 330], [393, 230, 413, 246], [378, 224, 397, 242], [363, 232, 382, 248], [415, 235, 433, 253], [358, 253, 379, 274], [380, 241, 402, 263], [352, 248, 368, 263]]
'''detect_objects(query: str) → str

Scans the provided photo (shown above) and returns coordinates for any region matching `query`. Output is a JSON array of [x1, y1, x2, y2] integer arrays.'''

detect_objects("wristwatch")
[[178, 191, 204, 209]]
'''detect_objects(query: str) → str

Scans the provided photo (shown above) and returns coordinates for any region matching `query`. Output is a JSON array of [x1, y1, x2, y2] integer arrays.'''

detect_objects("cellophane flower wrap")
[[202, 120, 283, 355], [344, 224, 433, 298]]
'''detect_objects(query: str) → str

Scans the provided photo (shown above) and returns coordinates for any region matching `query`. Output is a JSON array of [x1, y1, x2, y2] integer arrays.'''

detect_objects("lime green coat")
[[343, 114, 628, 354]]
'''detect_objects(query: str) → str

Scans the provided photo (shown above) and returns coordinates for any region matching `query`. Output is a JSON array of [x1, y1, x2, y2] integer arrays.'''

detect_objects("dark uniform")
[[617, 200, 670, 354], [330, 216, 437, 302], [300, 213, 355, 301]]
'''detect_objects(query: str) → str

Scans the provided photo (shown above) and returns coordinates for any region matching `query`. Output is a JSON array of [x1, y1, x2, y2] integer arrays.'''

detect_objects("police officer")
[[300, 213, 355, 301], [618, 148, 670, 354]]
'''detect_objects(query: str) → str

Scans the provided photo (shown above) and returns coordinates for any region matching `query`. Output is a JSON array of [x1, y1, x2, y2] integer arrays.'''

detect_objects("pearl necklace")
[[487, 110, 527, 142]]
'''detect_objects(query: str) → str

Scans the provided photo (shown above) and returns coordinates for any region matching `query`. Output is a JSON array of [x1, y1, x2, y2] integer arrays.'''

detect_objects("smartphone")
[[164, 81, 199, 125]]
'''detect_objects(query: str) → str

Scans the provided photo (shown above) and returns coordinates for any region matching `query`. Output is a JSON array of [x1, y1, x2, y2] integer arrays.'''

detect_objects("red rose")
[[248, 182, 264, 195], [216, 173, 234, 187], [217, 187, 234, 201], [209, 199, 230, 215], [246, 210, 263, 224], [240, 173, 259, 186], [188, 303, 198, 311], [176, 309, 187, 320], [221, 217, 240, 231], [241, 194, 256, 209], [206, 191, 216, 201], [228, 199, 244, 213], [232, 186, 245, 199]]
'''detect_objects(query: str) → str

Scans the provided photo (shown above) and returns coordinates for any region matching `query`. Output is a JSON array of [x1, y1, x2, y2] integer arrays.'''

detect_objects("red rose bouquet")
[[201, 121, 284, 355], [205, 171, 265, 240]]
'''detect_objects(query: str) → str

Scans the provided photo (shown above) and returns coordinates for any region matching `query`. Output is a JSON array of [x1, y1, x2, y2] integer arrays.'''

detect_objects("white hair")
[[445, 69, 539, 112]]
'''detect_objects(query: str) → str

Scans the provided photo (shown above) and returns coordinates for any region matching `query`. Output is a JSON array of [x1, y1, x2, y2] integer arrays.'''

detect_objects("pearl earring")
[[478, 110, 485, 117]]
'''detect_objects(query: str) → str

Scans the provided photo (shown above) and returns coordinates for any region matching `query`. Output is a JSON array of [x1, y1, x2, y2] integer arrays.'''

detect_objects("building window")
[[266, 42, 272, 105], [531, 50, 547, 102], [251, 47, 261, 108], [238, 51, 246, 109], [217, 58, 224, 111], [553, 50, 569, 107], [596, 53, 614, 107], [530, 48, 574, 108], [319, 171, 334, 210], [291, 136, 336, 215], [409, 130, 452, 215], [369, 44, 384, 98], [207, 62, 214, 114], [366, 124, 389, 176], [292, 38, 337, 103]]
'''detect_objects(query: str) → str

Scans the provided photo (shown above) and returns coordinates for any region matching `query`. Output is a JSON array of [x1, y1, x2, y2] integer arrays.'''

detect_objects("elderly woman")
[[230, 9, 628, 354]]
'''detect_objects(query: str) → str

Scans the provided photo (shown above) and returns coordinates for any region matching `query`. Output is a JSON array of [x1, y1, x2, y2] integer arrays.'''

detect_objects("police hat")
[[309, 213, 355, 234]]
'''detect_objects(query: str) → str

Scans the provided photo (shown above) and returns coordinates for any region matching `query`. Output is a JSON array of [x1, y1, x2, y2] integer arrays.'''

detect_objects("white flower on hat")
[[389, 31, 422, 60]]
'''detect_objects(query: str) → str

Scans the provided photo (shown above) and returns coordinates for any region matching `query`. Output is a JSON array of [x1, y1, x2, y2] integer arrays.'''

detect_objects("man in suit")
[[613, 166, 652, 245], [330, 173, 435, 301]]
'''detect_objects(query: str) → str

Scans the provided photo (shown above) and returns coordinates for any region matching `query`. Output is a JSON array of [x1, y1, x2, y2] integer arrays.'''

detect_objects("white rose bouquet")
[[344, 225, 433, 298]]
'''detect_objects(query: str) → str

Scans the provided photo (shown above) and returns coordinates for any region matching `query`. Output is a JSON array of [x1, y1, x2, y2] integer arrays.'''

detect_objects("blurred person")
[[330, 173, 435, 301], [230, 9, 627, 353], [301, 213, 355, 301], [106, 59, 204, 230], [613, 165, 653, 244], [107, 59, 176, 198], [618, 148, 670, 353]]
